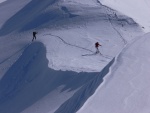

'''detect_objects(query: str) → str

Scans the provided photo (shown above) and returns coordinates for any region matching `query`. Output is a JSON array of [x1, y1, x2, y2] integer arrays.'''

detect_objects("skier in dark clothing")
[[32, 31, 37, 41], [95, 42, 102, 54]]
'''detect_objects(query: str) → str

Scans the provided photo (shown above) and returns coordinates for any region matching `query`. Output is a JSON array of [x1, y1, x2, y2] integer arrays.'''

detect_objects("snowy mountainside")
[[78, 32, 150, 113], [0, 0, 145, 113], [100, 0, 150, 32], [0, 42, 101, 113], [0, 0, 143, 76]]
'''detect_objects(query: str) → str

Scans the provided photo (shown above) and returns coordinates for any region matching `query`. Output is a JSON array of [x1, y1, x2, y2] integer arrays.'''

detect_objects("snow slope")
[[0, 42, 100, 113], [0, 0, 147, 113], [78, 33, 150, 113], [100, 0, 150, 32], [0, 0, 31, 28], [0, 0, 143, 77]]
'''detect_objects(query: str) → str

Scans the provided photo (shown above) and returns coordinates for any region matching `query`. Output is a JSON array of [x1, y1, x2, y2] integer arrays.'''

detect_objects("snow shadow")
[[61, 6, 78, 18], [0, 0, 80, 36], [55, 57, 115, 113], [0, 0, 60, 36], [0, 42, 103, 113]]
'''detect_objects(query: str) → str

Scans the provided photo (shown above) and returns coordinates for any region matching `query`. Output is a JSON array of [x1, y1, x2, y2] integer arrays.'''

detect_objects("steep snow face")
[[0, 42, 100, 113], [78, 33, 150, 113], [54, 58, 115, 113], [100, 0, 150, 32], [0, 0, 143, 78]]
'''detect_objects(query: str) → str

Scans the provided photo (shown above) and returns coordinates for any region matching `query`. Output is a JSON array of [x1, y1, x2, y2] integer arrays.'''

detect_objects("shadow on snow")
[[0, 0, 59, 36], [0, 42, 114, 113], [0, 0, 79, 36]]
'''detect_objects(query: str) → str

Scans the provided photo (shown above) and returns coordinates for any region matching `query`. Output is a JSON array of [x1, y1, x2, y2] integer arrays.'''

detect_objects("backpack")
[[95, 42, 99, 47]]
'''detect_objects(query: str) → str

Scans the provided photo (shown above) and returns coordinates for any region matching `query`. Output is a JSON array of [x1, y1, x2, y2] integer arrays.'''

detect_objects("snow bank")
[[78, 33, 150, 113]]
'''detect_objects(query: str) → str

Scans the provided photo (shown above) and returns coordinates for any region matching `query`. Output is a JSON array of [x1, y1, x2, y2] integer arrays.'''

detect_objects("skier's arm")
[[99, 44, 102, 46]]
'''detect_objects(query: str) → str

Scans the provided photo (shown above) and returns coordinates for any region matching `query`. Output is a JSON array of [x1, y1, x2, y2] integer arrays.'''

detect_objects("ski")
[[82, 52, 112, 59]]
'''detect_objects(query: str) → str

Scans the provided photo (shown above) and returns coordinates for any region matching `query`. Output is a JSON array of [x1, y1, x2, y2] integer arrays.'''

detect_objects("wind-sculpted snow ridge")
[[0, 41, 115, 113], [55, 58, 115, 113], [77, 33, 150, 113], [0, 0, 143, 74], [0, 0, 145, 112], [0, 42, 114, 113]]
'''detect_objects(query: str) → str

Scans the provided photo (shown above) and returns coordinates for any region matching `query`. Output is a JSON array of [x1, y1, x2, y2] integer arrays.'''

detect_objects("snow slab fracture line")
[[43, 34, 93, 53]]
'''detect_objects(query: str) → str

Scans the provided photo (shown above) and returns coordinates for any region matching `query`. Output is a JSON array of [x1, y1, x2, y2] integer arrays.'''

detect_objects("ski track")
[[43, 33, 113, 60], [43, 33, 93, 53], [96, 0, 127, 45], [0, 0, 145, 113]]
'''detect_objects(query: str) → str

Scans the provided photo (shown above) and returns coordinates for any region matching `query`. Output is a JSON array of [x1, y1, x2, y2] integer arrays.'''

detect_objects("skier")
[[95, 42, 102, 54], [32, 31, 37, 41]]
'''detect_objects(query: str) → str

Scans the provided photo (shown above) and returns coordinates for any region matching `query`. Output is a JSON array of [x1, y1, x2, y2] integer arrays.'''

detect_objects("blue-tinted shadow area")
[[61, 6, 78, 18], [0, 42, 102, 113], [0, 0, 58, 36], [55, 57, 115, 113]]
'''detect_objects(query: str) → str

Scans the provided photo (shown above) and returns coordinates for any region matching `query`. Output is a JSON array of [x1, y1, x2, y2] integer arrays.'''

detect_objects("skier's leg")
[[32, 36, 35, 41], [99, 50, 102, 55], [32, 37, 34, 41], [95, 47, 99, 53]]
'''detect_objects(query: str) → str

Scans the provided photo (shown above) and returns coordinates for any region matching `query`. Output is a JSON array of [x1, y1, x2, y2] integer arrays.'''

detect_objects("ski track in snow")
[[43, 33, 93, 53], [100, 0, 150, 32], [96, 0, 127, 45], [0, 0, 142, 74], [0, 0, 146, 113], [43, 33, 112, 59], [77, 32, 150, 113]]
